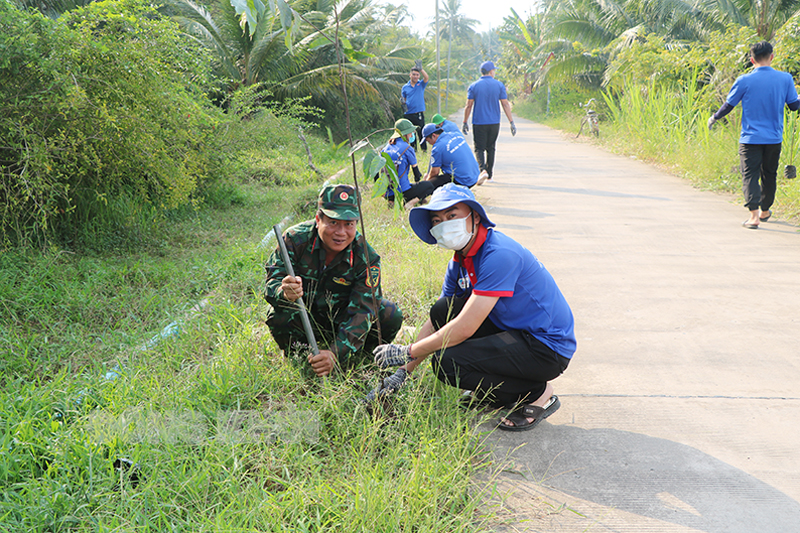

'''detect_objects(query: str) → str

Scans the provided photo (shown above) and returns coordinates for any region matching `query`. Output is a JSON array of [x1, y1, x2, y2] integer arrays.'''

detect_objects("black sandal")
[[497, 395, 561, 432]]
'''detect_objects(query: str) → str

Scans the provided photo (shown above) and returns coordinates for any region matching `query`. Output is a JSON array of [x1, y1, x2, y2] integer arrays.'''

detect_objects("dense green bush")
[[0, 0, 219, 248], [604, 26, 760, 112]]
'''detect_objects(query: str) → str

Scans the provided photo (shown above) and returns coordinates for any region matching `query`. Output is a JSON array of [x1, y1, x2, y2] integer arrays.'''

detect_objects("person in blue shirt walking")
[[380, 118, 434, 207], [401, 62, 429, 152], [463, 61, 516, 185], [371, 184, 575, 431], [708, 41, 800, 229], [421, 123, 480, 190]]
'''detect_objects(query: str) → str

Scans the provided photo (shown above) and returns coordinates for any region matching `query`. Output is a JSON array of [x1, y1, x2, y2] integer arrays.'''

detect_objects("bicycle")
[[576, 98, 600, 138]]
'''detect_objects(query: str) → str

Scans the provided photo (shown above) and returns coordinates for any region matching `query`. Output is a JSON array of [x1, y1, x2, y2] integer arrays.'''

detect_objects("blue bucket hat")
[[421, 123, 443, 139], [409, 183, 495, 244]]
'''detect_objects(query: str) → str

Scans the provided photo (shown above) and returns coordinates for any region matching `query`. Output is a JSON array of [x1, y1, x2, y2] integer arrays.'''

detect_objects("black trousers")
[[739, 143, 781, 211], [401, 180, 434, 202], [428, 173, 476, 191], [472, 123, 500, 178], [404, 111, 426, 152], [429, 296, 570, 407], [428, 173, 453, 191]]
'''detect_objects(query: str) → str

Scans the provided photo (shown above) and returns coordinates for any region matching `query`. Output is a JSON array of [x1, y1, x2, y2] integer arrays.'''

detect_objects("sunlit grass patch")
[[1, 147, 502, 530]]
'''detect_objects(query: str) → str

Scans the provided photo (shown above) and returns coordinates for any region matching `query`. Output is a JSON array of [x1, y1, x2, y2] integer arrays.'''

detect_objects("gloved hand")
[[707, 116, 717, 130], [462, 122, 469, 135], [510, 121, 517, 136], [414, 59, 423, 70], [365, 368, 409, 403], [373, 343, 412, 369]]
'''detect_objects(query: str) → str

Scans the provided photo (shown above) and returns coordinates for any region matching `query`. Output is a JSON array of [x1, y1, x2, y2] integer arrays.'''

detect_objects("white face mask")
[[430, 216, 473, 251]]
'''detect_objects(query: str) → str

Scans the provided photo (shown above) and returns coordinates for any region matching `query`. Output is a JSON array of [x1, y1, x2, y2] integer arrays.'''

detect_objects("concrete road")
[[463, 116, 800, 532]]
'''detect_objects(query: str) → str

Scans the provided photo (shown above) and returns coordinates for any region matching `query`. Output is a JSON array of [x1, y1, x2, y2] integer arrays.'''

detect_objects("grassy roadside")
[[0, 122, 509, 530], [513, 95, 800, 225]]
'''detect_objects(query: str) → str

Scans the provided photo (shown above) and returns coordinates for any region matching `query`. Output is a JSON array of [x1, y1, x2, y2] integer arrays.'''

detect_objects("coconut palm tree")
[[527, 0, 710, 88], [437, 0, 479, 106], [694, 0, 800, 40], [166, 0, 420, 137]]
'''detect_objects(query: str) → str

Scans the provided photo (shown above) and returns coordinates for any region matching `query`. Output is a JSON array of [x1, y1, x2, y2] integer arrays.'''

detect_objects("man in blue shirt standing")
[[709, 41, 799, 228], [421, 123, 480, 190], [463, 61, 516, 185], [401, 62, 429, 152]]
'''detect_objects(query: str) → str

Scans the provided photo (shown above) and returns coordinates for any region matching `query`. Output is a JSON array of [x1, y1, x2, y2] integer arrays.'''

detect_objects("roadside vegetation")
[[502, 4, 800, 223], [0, 94, 504, 531], [1, 0, 508, 528], [7, 0, 800, 528]]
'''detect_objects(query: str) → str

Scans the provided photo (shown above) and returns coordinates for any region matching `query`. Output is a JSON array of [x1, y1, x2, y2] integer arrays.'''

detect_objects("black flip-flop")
[[742, 221, 759, 229], [497, 395, 561, 432], [760, 212, 772, 222]]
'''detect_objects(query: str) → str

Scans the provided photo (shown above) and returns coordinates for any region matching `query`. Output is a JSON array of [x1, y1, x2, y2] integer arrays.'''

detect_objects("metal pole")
[[273, 225, 319, 355], [435, 0, 441, 114], [445, 14, 452, 109]]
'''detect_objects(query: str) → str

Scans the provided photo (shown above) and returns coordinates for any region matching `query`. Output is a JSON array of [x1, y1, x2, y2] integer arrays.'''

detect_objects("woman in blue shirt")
[[380, 118, 434, 206]]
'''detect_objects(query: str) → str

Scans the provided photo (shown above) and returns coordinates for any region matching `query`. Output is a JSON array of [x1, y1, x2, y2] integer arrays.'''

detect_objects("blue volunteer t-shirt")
[[467, 76, 508, 125], [440, 119, 463, 136], [381, 139, 417, 197], [430, 131, 479, 187], [402, 79, 428, 114], [440, 226, 576, 358], [726, 66, 799, 144]]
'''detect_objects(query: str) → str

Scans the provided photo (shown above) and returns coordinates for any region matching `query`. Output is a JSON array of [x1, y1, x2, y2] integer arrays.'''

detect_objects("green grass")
[[0, 122, 507, 530]]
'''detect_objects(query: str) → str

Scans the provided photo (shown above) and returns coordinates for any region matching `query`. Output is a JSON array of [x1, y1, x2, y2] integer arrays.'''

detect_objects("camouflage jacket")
[[264, 220, 383, 364]]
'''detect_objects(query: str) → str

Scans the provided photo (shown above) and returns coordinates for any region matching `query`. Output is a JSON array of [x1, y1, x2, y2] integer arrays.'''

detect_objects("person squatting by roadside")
[[401, 61, 429, 152], [422, 123, 480, 190], [264, 184, 403, 377], [463, 61, 516, 185], [371, 184, 576, 431], [380, 118, 435, 208], [708, 40, 800, 229], [431, 113, 464, 137]]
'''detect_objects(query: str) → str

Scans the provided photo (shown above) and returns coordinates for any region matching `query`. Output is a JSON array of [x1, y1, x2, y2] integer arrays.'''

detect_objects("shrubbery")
[[0, 0, 221, 248]]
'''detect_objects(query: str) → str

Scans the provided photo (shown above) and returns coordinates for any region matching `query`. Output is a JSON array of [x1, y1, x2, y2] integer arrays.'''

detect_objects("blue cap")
[[409, 183, 495, 244], [421, 123, 443, 139], [480, 60, 496, 72]]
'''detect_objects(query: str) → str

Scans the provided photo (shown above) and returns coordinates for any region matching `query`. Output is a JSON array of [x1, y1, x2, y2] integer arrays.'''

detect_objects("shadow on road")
[[486, 421, 800, 532]]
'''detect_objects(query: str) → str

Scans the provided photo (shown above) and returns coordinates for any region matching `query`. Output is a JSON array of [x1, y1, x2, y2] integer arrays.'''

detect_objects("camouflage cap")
[[318, 184, 360, 220]]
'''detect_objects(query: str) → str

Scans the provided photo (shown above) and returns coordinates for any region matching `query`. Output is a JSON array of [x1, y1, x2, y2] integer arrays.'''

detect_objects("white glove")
[[707, 116, 717, 130], [510, 121, 517, 136], [373, 343, 412, 369], [462, 122, 469, 135]]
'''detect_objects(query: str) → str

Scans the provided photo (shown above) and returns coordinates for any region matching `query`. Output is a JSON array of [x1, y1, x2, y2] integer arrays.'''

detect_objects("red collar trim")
[[454, 224, 488, 263]]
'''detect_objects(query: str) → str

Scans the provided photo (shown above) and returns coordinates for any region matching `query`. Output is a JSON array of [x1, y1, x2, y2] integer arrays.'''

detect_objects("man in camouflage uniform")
[[264, 184, 403, 376]]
